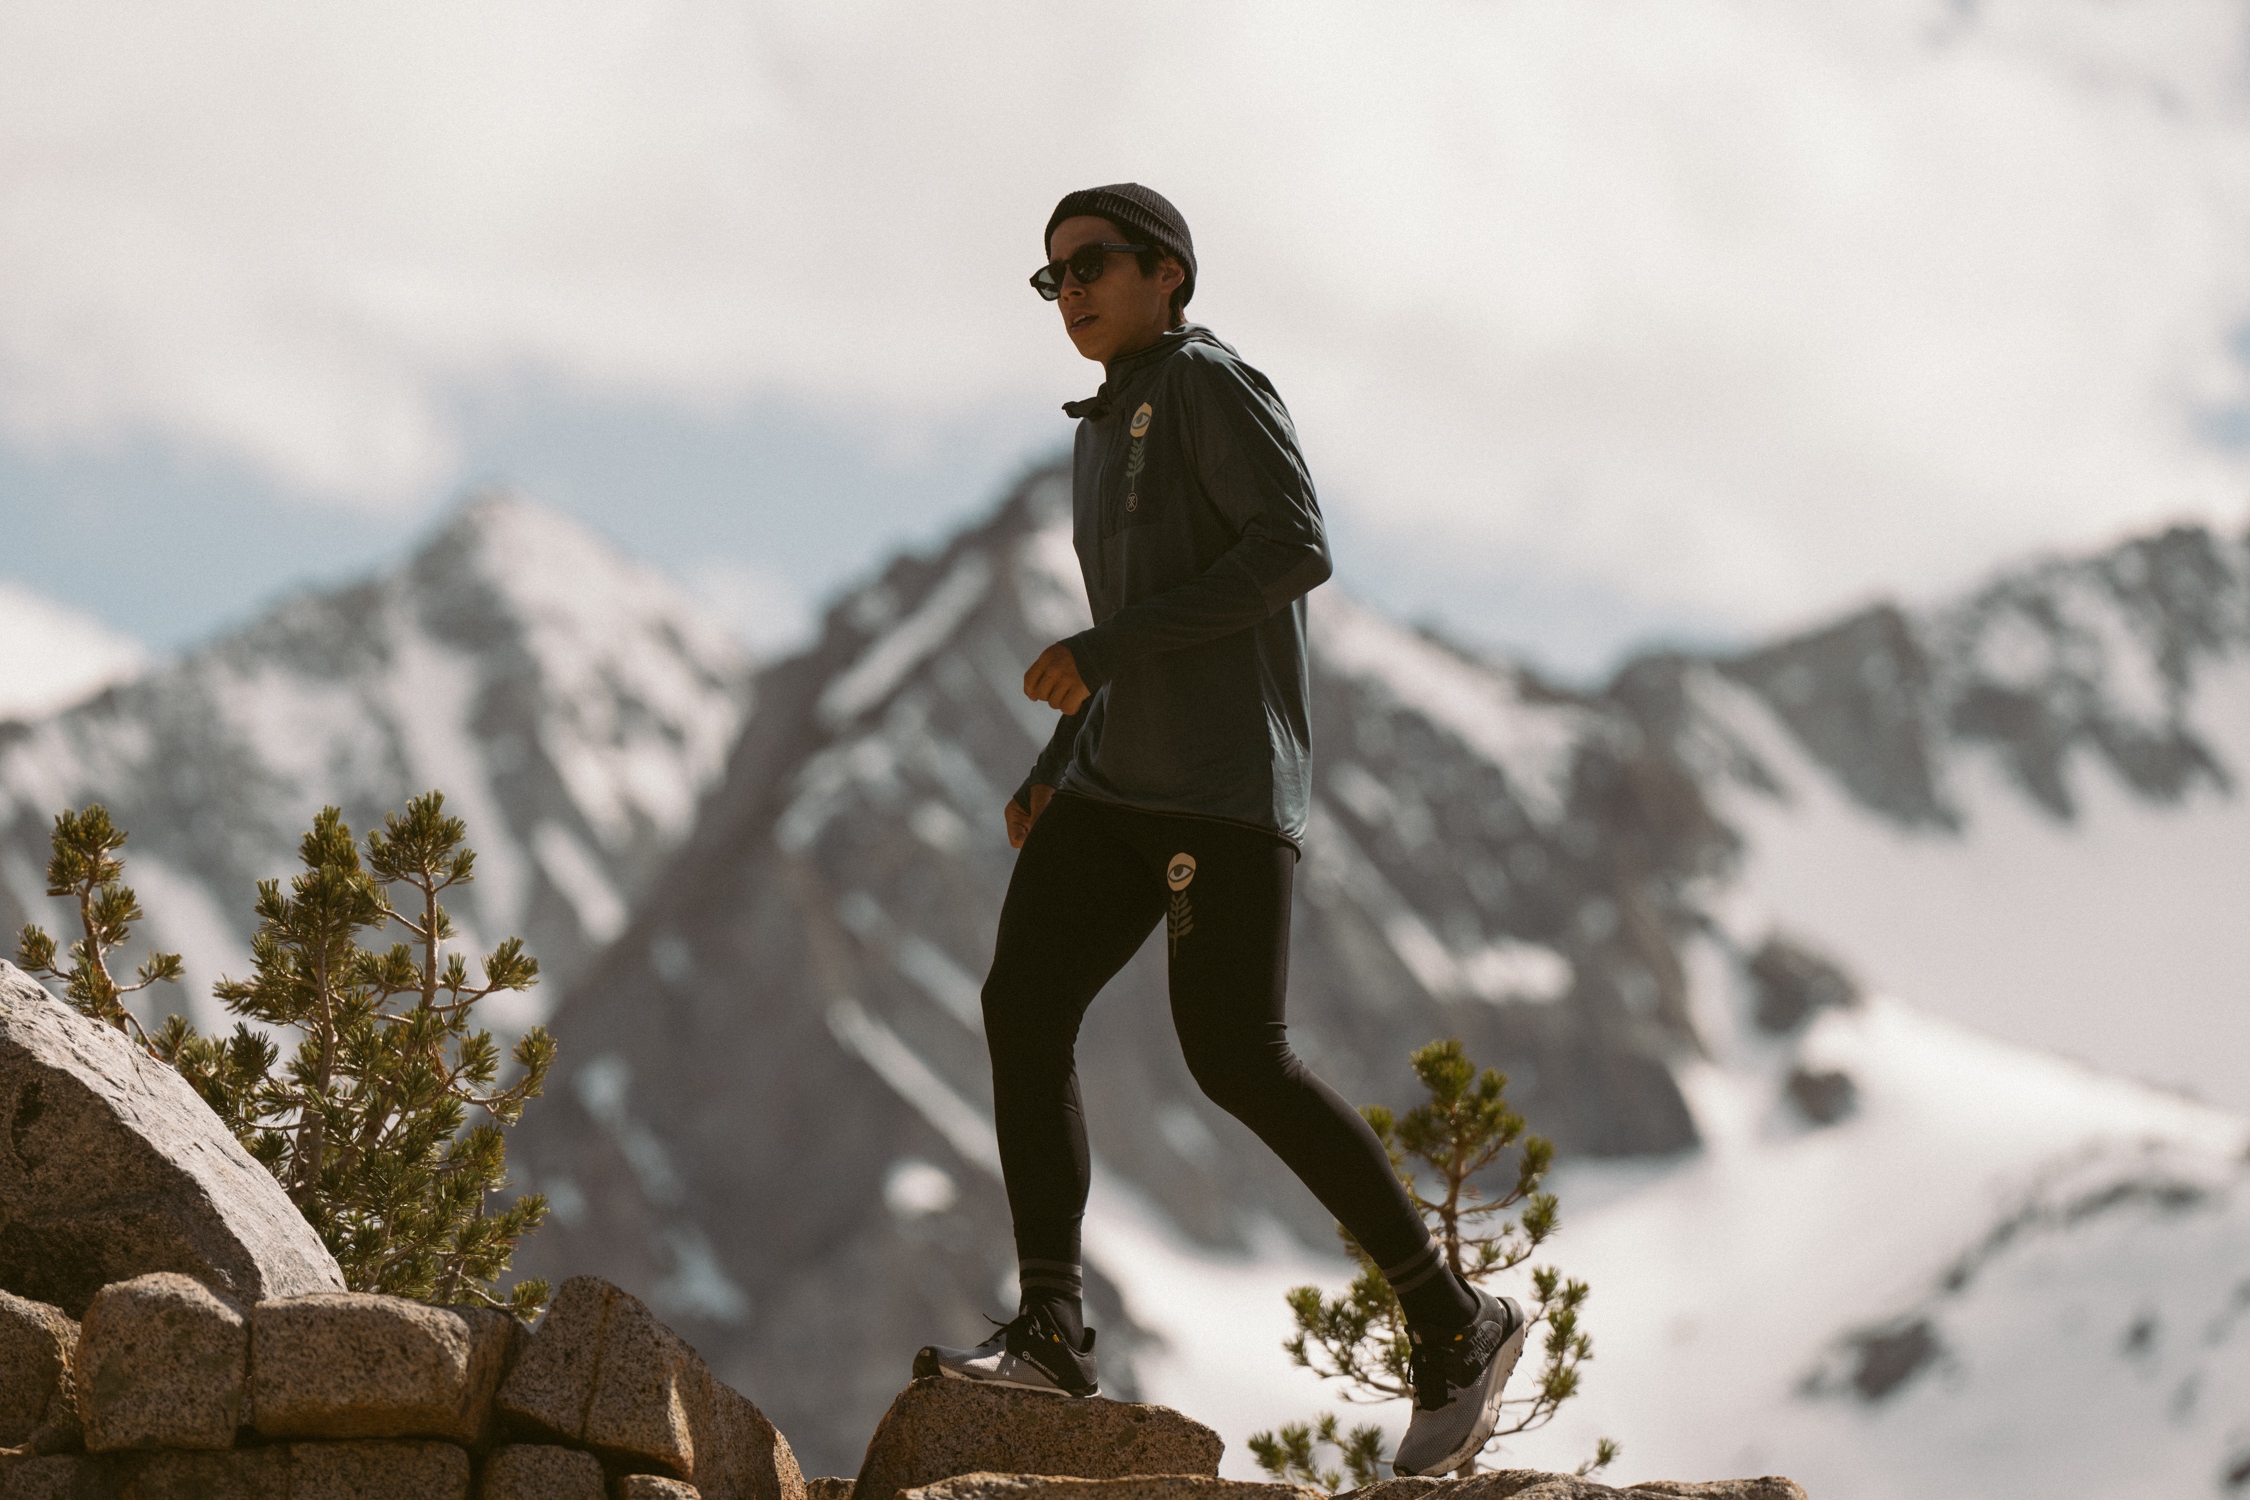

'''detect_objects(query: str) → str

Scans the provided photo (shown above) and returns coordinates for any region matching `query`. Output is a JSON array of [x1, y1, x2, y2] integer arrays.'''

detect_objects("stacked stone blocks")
[[0, 1274, 803, 1500]]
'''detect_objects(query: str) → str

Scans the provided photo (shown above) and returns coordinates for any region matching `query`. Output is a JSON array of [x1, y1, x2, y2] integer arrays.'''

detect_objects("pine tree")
[[154, 793, 557, 1316], [1249, 1039, 1617, 1486], [14, 804, 183, 1041]]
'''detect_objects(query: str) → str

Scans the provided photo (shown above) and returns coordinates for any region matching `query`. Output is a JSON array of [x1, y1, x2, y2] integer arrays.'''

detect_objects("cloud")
[[4, 0, 2250, 635]]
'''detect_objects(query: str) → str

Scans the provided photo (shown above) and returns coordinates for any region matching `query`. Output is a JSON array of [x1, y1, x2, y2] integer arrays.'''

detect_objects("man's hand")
[[1006, 783, 1056, 849], [1024, 642, 1091, 714]]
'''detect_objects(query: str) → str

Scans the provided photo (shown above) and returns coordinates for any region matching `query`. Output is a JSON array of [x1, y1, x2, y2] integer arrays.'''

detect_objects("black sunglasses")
[[1030, 242, 1150, 300]]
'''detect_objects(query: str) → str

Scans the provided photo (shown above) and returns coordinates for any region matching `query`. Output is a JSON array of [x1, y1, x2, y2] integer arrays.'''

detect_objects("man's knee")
[[983, 969, 1077, 1073], [1181, 1025, 1293, 1120]]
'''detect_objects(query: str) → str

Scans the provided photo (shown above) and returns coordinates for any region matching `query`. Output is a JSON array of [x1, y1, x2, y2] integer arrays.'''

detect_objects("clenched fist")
[[1006, 783, 1056, 849], [1023, 642, 1091, 714]]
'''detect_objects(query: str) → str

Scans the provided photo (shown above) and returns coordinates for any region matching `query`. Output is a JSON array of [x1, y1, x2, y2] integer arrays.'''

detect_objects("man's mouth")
[[1069, 313, 1097, 331]]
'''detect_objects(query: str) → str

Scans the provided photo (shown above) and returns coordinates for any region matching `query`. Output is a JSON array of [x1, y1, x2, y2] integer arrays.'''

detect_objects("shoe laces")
[[986, 1307, 1076, 1358]]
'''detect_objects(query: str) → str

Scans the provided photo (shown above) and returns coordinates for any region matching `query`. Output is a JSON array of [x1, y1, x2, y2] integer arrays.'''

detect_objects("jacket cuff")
[[1061, 628, 1113, 690]]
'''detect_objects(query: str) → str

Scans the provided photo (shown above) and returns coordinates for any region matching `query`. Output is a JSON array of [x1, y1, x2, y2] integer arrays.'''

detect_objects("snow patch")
[[1310, 592, 1592, 824], [532, 820, 629, 946], [1697, 656, 2250, 1113], [1461, 939, 1574, 1005], [820, 554, 994, 728]]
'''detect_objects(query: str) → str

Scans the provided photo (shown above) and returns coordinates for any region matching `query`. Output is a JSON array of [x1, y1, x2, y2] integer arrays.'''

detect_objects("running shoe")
[[912, 1305, 1100, 1397], [1392, 1287, 1528, 1477]]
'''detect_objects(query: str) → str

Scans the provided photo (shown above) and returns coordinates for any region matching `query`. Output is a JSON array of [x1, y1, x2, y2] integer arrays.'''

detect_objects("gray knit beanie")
[[1045, 183, 1196, 309]]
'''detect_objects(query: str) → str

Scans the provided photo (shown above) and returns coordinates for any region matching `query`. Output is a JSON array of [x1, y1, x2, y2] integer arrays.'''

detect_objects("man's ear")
[[1157, 256, 1186, 297]]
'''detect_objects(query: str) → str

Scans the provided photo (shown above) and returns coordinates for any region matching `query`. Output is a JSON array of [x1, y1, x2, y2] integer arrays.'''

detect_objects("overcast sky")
[[6, 0, 2250, 679]]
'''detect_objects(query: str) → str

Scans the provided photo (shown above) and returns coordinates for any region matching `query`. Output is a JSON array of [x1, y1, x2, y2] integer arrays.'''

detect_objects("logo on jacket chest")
[[1124, 402, 1154, 512]]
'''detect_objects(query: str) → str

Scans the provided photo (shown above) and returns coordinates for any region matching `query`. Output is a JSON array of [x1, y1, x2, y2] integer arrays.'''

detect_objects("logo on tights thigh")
[[1166, 853, 1197, 956]]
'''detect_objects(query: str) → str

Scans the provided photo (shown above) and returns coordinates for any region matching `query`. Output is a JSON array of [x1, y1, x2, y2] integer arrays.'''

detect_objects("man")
[[912, 184, 1526, 1478]]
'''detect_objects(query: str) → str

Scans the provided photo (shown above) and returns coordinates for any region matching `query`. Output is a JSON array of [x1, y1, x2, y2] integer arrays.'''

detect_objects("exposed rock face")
[[74, 1273, 249, 1452], [497, 1276, 804, 1500], [1626, 1482, 1809, 1499], [481, 1443, 608, 1500], [126, 1446, 293, 1497], [0, 965, 345, 1317], [0, 1443, 483, 1499], [619, 1480, 705, 1500], [498, 1275, 698, 1473], [1340, 1476, 1808, 1500], [1746, 940, 1857, 1036], [853, 1381, 1223, 1500], [0, 1291, 78, 1450], [288, 1439, 471, 1499], [248, 1293, 517, 1443], [905, 1479, 1319, 1500], [1784, 1066, 1857, 1126]]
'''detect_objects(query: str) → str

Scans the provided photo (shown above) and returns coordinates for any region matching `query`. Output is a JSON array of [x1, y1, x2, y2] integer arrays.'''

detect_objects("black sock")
[[1384, 1242, 1477, 1333], [1019, 1258, 1087, 1345]]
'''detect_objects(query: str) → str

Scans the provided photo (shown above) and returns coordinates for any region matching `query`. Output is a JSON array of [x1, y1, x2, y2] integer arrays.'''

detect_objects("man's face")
[[1047, 214, 1183, 365]]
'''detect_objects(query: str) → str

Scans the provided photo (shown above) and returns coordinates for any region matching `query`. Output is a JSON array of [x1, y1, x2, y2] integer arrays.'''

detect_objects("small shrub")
[[153, 793, 558, 1315], [1250, 1039, 1616, 1483], [15, 795, 557, 1318], [14, 804, 182, 1040]]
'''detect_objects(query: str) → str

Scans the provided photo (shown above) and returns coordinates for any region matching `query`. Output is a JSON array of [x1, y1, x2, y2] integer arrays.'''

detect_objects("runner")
[[913, 184, 1525, 1478]]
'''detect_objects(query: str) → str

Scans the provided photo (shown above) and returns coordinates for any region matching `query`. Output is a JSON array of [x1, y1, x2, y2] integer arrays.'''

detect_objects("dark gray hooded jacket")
[[1017, 324, 1331, 845]]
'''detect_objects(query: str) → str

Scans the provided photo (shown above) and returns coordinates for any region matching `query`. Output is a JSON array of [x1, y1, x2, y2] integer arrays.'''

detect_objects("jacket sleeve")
[[1060, 352, 1332, 688], [1013, 702, 1089, 810]]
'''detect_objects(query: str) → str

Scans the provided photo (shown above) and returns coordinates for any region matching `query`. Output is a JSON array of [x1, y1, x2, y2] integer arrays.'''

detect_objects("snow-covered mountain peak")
[[0, 582, 149, 724], [1310, 591, 1603, 828], [0, 494, 753, 1028]]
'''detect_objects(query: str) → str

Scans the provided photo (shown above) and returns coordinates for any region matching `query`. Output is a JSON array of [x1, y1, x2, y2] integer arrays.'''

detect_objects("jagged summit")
[[1650, 518, 2250, 1114], [0, 492, 753, 1030], [1688, 520, 2250, 829]]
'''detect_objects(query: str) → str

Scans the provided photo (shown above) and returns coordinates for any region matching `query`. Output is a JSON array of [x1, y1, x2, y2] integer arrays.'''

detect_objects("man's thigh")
[[984, 795, 1165, 1030], [1155, 818, 1297, 1030]]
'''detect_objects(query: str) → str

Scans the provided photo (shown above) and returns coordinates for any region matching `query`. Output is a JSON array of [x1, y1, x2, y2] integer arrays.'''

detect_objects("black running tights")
[[981, 791, 1435, 1283]]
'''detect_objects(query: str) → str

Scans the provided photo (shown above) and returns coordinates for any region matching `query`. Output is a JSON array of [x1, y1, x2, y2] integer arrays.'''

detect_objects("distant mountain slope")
[[0, 581, 147, 722], [1482, 927, 2250, 1495], [0, 494, 752, 1027], [509, 467, 1724, 1473], [1628, 522, 2250, 1110]]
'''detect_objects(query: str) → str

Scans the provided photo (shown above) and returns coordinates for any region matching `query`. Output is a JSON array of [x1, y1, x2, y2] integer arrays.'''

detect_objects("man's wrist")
[[1061, 628, 1112, 690]]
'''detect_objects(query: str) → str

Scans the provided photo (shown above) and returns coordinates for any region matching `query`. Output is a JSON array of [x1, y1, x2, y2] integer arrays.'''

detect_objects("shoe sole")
[[913, 1345, 1098, 1398], [1396, 1297, 1530, 1477]]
